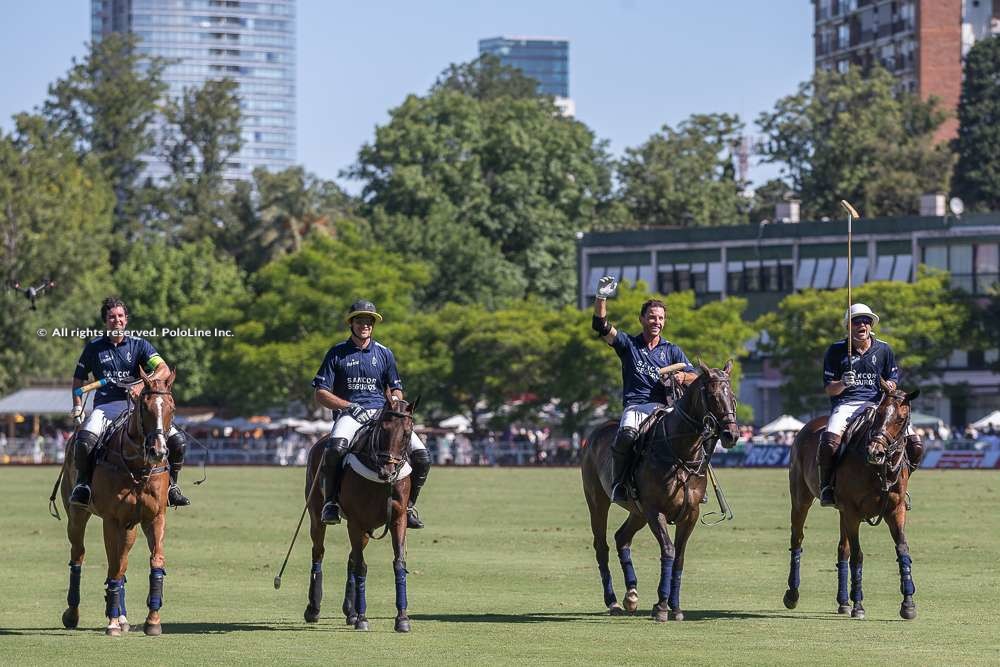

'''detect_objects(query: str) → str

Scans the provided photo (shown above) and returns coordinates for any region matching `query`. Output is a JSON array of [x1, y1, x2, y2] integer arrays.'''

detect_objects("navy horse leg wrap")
[[657, 556, 674, 603], [850, 563, 864, 603], [668, 568, 683, 610], [67, 563, 82, 608], [836, 560, 849, 605], [598, 563, 617, 607], [355, 575, 367, 616], [394, 559, 407, 612], [147, 568, 166, 611], [120, 576, 127, 617], [309, 561, 323, 609], [618, 547, 638, 589], [787, 548, 802, 590], [343, 561, 356, 618], [104, 578, 124, 619], [897, 553, 915, 596]]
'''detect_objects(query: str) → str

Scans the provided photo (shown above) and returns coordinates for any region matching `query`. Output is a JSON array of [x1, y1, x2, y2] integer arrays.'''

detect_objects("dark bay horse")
[[581, 360, 739, 622], [304, 398, 417, 632], [784, 378, 920, 620], [60, 368, 177, 636]]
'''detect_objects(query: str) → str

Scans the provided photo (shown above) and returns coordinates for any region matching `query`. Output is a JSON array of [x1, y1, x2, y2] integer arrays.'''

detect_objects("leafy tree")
[[756, 270, 972, 415], [748, 178, 794, 224], [618, 113, 747, 227], [952, 36, 1000, 212], [155, 79, 243, 241], [42, 34, 168, 245], [757, 66, 954, 220], [213, 230, 431, 412], [433, 54, 541, 101], [113, 239, 249, 402], [0, 115, 116, 394], [223, 166, 356, 273], [350, 62, 619, 305]]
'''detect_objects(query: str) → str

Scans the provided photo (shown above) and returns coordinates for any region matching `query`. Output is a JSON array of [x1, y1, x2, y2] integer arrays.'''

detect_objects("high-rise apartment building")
[[478, 36, 574, 116], [91, 0, 296, 181], [813, 0, 999, 141]]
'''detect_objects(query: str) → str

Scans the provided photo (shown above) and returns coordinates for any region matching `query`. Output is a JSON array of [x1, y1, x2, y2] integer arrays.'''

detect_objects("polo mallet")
[[701, 463, 734, 526], [274, 450, 326, 590], [49, 381, 107, 520], [840, 200, 860, 363]]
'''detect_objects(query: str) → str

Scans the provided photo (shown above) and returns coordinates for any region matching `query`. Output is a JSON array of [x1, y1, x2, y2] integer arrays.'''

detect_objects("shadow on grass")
[[0, 621, 308, 636], [408, 609, 853, 624]]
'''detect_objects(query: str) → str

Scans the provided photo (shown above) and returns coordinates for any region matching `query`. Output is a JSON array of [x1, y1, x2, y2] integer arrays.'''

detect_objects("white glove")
[[596, 276, 618, 299], [70, 405, 85, 425], [841, 371, 857, 387]]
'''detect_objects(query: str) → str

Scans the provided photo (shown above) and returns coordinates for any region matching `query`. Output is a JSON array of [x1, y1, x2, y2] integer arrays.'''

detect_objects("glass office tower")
[[478, 35, 572, 114], [91, 0, 296, 181]]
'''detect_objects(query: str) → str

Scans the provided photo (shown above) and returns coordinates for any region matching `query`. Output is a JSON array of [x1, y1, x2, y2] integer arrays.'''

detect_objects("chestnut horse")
[[783, 378, 920, 620], [581, 360, 739, 622], [303, 398, 417, 632], [59, 368, 177, 636]]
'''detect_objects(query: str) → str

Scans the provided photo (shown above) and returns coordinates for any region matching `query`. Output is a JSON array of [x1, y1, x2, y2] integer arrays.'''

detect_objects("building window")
[[976, 244, 999, 293], [838, 24, 850, 49]]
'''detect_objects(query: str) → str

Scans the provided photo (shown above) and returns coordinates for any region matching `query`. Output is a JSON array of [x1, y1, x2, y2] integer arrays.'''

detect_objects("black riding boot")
[[817, 432, 841, 507], [321, 438, 350, 525], [166, 432, 190, 507], [610, 427, 638, 503], [69, 431, 100, 507], [407, 448, 431, 529]]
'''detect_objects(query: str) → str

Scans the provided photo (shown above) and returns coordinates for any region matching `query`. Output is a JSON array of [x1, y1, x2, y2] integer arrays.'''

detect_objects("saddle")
[[834, 406, 877, 468], [621, 408, 674, 499]]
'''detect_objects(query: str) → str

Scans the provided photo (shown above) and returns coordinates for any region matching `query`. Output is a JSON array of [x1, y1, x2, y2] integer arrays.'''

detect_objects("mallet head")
[[274, 576, 282, 590]]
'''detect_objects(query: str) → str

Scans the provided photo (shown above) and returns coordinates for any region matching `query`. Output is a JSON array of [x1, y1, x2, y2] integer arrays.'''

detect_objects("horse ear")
[[697, 358, 710, 376], [905, 389, 920, 403], [723, 358, 734, 375], [410, 395, 420, 413], [138, 366, 150, 384], [167, 367, 176, 390], [880, 377, 891, 393]]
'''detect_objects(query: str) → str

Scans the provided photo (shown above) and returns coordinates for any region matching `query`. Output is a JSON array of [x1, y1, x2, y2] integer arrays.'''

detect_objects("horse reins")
[[359, 405, 414, 541]]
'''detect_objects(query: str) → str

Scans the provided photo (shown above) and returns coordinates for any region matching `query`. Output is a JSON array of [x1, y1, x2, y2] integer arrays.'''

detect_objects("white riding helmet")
[[843, 303, 879, 329]]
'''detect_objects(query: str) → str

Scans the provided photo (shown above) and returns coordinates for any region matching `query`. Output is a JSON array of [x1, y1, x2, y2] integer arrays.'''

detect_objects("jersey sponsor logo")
[[346, 360, 359, 367]]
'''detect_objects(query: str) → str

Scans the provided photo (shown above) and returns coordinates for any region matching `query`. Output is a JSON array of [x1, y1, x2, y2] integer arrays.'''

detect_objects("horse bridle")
[[867, 393, 908, 467], [368, 405, 414, 483], [677, 374, 739, 444], [131, 385, 173, 461]]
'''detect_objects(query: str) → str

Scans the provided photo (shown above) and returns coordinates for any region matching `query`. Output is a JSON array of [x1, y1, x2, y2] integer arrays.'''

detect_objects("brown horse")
[[581, 360, 740, 622], [60, 368, 177, 636], [303, 397, 417, 632], [783, 378, 920, 620]]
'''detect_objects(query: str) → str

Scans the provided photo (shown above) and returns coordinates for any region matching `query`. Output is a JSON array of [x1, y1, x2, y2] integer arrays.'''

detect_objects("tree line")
[[2, 35, 999, 433]]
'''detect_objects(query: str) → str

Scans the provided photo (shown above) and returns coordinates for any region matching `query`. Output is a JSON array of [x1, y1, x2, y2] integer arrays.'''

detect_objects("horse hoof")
[[62, 608, 79, 629], [837, 604, 851, 615], [354, 618, 370, 631], [624, 589, 639, 614], [851, 607, 865, 619], [143, 622, 162, 636], [395, 617, 411, 633], [119, 620, 130, 634], [900, 604, 917, 620], [304, 606, 320, 623], [105, 626, 122, 637], [783, 589, 799, 610], [608, 603, 626, 617], [651, 606, 670, 623], [669, 609, 684, 621], [346, 614, 358, 626]]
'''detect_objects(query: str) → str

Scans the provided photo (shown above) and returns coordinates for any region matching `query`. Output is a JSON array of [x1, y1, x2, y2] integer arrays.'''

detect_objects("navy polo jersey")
[[312, 338, 403, 410], [611, 331, 694, 408], [823, 337, 899, 408], [74, 336, 163, 406]]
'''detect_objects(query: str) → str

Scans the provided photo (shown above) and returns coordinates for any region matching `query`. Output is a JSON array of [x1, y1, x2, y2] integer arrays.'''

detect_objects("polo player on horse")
[[69, 297, 191, 509], [312, 300, 431, 528], [591, 276, 697, 503], [818, 303, 925, 507]]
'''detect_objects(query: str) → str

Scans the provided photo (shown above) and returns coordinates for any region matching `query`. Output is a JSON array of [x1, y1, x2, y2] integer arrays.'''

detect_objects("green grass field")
[[1, 466, 998, 665]]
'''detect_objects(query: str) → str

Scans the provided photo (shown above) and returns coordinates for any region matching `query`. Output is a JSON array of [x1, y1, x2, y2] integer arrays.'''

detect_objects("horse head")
[[694, 359, 740, 449], [371, 396, 416, 482], [133, 367, 177, 461], [867, 377, 919, 466]]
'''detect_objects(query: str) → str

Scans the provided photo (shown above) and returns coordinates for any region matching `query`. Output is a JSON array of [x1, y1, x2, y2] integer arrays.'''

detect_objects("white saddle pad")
[[344, 453, 412, 483]]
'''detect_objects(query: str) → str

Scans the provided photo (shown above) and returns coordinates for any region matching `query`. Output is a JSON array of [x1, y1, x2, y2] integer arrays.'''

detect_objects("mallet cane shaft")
[[274, 450, 326, 590], [840, 200, 860, 364]]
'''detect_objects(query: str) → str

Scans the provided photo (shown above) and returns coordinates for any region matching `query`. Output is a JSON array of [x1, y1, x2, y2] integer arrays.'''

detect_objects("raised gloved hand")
[[596, 276, 618, 299], [70, 405, 85, 425], [841, 371, 857, 387], [346, 403, 370, 423]]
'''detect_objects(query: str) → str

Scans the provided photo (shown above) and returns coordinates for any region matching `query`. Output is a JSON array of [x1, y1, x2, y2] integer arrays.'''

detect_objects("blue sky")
[[0, 1, 813, 190]]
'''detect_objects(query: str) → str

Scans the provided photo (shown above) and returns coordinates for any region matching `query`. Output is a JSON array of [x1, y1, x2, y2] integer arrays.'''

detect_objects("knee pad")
[[410, 447, 430, 469], [615, 427, 639, 451], [819, 431, 841, 449], [76, 430, 99, 453], [166, 432, 187, 464], [325, 438, 349, 470]]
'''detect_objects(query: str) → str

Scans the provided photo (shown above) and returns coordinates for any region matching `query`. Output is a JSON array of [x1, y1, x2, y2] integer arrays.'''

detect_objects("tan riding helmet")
[[843, 303, 879, 329]]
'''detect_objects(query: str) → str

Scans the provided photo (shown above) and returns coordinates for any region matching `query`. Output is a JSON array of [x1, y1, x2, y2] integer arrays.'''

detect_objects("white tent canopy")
[[438, 414, 472, 433], [759, 414, 805, 435], [970, 410, 1000, 430]]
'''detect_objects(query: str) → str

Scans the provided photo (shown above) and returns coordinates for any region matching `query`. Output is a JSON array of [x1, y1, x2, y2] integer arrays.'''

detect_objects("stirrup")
[[320, 501, 341, 525], [168, 484, 191, 507], [611, 482, 629, 503], [406, 506, 424, 529], [819, 486, 836, 507], [69, 483, 92, 507]]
